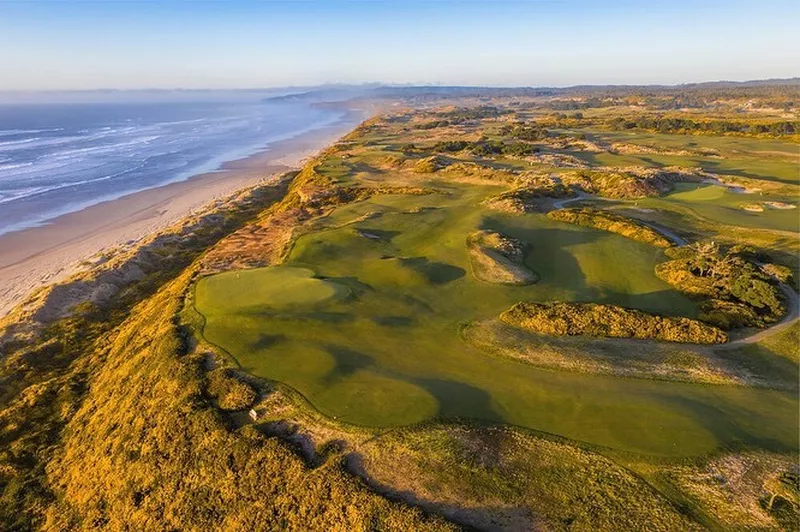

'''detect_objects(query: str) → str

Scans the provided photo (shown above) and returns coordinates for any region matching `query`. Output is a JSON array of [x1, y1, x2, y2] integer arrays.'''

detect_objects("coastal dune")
[[0, 110, 369, 318]]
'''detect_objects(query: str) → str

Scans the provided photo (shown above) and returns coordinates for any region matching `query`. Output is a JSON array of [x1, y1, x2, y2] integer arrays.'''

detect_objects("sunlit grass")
[[195, 183, 798, 457]]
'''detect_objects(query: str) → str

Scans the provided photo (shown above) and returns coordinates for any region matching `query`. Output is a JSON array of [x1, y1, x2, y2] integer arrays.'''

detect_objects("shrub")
[[207, 369, 257, 411], [500, 301, 728, 344], [433, 140, 469, 152], [415, 119, 450, 130], [548, 208, 673, 247], [607, 116, 798, 137], [412, 156, 447, 174], [761, 263, 794, 284], [656, 243, 785, 326], [730, 276, 783, 315], [699, 299, 763, 329], [485, 185, 571, 213], [431, 139, 537, 158]]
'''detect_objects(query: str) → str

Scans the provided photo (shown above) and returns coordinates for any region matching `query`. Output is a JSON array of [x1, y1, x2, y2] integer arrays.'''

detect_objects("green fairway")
[[641, 183, 799, 232], [576, 129, 800, 184], [194, 183, 798, 458]]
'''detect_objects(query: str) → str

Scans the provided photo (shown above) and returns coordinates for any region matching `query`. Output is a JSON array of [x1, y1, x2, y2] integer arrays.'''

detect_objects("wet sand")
[[0, 106, 371, 317]]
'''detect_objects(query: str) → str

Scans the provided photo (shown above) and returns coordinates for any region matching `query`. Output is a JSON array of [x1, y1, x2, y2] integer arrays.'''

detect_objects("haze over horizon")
[[2, 0, 799, 92]]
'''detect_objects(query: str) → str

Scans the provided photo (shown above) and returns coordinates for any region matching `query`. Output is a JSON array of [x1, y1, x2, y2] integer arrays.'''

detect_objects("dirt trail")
[[551, 191, 590, 209], [636, 220, 689, 246], [550, 192, 799, 347], [722, 275, 800, 348]]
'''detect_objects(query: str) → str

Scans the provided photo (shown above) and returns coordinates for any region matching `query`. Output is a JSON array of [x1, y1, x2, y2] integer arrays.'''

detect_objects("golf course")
[[5, 85, 798, 531], [193, 103, 800, 465], [194, 179, 797, 457]]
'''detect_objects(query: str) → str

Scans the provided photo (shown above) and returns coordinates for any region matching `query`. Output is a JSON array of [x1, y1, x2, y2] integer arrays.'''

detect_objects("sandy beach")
[[0, 106, 371, 318]]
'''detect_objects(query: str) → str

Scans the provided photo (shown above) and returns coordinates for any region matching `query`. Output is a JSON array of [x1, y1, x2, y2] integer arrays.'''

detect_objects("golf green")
[[195, 184, 798, 457]]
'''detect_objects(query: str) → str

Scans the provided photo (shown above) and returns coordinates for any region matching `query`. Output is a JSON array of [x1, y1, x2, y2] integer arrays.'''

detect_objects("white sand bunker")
[[740, 201, 797, 212]]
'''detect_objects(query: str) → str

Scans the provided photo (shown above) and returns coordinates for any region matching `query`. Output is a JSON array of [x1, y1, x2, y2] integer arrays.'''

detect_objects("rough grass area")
[[500, 301, 728, 344], [357, 425, 701, 531], [548, 207, 674, 247], [466, 230, 538, 285], [207, 368, 257, 411], [464, 319, 744, 385], [39, 272, 453, 531], [656, 452, 799, 531]]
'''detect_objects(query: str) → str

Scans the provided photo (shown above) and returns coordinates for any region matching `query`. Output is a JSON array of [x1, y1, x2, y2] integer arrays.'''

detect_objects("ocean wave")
[[0, 100, 343, 235], [0, 137, 39, 147], [45, 135, 164, 160], [0, 135, 85, 152], [0, 162, 34, 172], [0, 185, 52, 204], [0, 161, 150, 204], [156, 117, 208, 127], [0, 127, 64, 137]]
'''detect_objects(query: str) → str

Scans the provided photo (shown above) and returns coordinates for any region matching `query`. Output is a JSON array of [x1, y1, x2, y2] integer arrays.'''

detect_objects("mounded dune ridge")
[[547, 207, 674, 248], [466, 230, 539, 285], [501, 301, 728, 344], [1, 96, 798, 531]]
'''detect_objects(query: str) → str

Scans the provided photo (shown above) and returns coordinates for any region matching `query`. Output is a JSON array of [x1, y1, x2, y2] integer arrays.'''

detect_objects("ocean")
[[0, 96, 344, 235]]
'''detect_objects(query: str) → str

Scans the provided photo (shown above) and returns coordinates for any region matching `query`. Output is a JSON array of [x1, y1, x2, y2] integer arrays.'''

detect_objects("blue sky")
[[1, 0, 798, 90]]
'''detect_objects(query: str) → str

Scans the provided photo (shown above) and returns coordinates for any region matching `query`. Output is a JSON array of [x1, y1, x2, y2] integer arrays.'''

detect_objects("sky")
[[1, 0, 798, 91]]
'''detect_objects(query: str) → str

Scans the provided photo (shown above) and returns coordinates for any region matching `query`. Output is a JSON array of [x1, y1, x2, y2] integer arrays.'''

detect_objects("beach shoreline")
[[0, 103, 373, 318]]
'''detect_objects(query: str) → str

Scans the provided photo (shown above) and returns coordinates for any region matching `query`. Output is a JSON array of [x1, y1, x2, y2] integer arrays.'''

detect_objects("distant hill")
[[262, 79, 800, 104]]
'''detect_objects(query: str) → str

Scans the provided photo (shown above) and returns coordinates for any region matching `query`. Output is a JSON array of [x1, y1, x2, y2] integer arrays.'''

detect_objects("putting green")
[[195, 183, 798, 457], [196, 267, 350, 313]]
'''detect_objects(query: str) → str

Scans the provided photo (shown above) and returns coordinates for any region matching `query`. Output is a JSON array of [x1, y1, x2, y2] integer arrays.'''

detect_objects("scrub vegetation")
[[657, 243, 787, 329], [466, 230, 538, 285], [1, 83, 798, 530], [500, 301, 728, 344], [547, 207, 674, 247]]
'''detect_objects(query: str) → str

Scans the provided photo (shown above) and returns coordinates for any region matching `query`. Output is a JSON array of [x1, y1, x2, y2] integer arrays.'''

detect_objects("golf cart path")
[[550, 192, 798, 347]]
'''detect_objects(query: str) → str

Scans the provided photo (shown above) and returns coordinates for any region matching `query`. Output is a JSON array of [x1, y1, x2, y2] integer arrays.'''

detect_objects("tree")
[[690, 242, 719, 276]]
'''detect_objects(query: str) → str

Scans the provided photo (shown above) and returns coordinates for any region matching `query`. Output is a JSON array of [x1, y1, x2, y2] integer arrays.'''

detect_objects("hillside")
[[1, 87, 798, 530]]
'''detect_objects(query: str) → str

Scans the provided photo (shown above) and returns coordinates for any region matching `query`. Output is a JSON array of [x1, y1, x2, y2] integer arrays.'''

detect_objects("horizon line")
[[2, 77, 799, 95]]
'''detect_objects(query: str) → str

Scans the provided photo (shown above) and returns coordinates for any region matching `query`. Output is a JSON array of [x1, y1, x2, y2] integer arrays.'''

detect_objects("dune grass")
[[465, 230, 539, 285], [358, 424, 702, 530], [500, 301, 727, 344], [579, 129, 800, 185], [642, 183, 799, 233], [195, 182, 798, 458]]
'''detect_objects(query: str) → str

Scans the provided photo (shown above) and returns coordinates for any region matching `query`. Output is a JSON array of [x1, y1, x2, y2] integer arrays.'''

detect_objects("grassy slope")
[[358, 425, 702, 531], [194, 125, 797, 460], [466, 230, 539, 285], [1, 101, 798, 531], [547, 207, 674, 247], [40, 270, 451, 531]]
